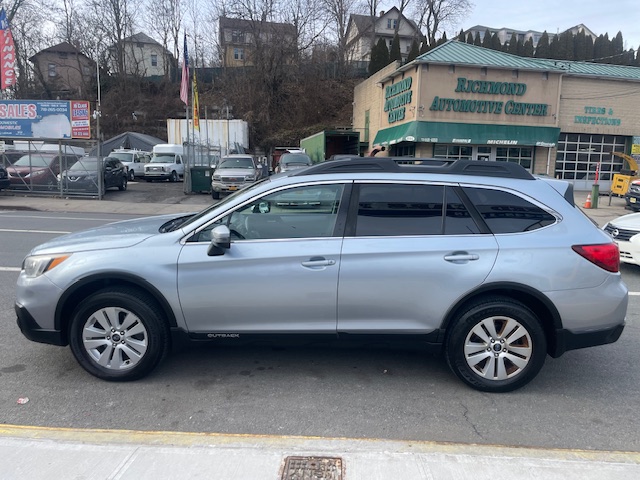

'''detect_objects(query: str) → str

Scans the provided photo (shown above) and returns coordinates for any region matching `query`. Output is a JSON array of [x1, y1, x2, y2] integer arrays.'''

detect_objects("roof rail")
[[292, 157, 534, 180]]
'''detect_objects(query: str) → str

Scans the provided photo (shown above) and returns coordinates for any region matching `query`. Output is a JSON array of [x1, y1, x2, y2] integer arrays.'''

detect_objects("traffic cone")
[[584, 193, 592, 209]]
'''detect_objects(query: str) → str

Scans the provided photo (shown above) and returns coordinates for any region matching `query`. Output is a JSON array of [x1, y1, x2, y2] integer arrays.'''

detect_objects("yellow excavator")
[[610, 152, 639, 196]]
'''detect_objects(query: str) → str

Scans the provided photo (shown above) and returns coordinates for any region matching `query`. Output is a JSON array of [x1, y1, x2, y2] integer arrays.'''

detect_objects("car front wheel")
[[445, 296, 546, 393], [119, 176, 127, 191], [170, 171, 178, 182], [69, 288, 169, 381], [128, 169, 135, 181]]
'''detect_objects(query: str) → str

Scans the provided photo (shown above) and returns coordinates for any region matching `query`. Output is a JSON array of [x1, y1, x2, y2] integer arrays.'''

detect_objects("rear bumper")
[[550, 323, 624, 357]]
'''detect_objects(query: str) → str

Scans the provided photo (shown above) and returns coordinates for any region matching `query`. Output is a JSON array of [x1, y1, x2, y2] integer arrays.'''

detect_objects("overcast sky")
[[461, 0, 640, 51]]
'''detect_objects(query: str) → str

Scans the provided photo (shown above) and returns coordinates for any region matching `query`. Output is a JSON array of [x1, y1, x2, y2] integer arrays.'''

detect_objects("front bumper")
[[624, 192, 640, 209], [211, 181, 251, 193], [15, 303, 66, 346]]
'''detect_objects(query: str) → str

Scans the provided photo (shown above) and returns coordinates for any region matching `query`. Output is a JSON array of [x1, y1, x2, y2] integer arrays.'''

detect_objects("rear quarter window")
[[463, 187, 556, 234]]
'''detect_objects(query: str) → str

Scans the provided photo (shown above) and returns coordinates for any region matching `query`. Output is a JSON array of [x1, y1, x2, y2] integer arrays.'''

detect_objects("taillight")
[[572, 243, 620, 272]]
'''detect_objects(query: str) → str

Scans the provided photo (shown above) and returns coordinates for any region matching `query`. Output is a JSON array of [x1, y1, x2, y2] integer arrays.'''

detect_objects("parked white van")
[[144, 144, 185, 182]]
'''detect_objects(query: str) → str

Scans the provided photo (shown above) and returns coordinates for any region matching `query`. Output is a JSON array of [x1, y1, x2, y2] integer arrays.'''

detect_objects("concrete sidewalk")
[[1, 190, 638, 479], [1, 424, 639, 479]]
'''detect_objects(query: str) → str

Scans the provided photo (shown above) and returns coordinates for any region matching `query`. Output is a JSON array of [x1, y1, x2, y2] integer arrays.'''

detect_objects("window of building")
[[234, 48, 244, 60], [48, 63, 57, 77], [387, 19, 397, 30], [232, 30, 245, 43], [495, 147, 533, 170], [58, 52, 68, 59], [433, 144, 472, 160], [555, 133, 627, 181], [390, 144, 415, 157], [151, 54, 158, 67]]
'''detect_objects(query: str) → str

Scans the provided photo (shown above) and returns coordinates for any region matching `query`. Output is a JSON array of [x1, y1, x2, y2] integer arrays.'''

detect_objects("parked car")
[[145, 144, 184, 182], [275, 152, 313, 173], [0, 164, 9, 190], [211, 154, 260, 199], [107, 149, 151, 180], [60, 157, 127, 193], [7, 152, 80, 190], [15, 157, 627, 392], [623, 179, 640, 211], [603, 212, 640, 266]]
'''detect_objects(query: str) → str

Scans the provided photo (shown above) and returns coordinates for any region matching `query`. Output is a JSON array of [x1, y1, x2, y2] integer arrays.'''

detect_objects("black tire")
[[128, 169, 135, 181], [170, 171, 178, 182], [445, 296, 547, 393], [211, 191, 220, 200], [69, 288, 169, 381], [119, 176, 127, 191], [146, 179, 153, 182]]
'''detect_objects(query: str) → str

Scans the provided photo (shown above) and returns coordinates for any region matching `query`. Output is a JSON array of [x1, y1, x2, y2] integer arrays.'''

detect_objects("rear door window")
[[351, 183, 480, 236]]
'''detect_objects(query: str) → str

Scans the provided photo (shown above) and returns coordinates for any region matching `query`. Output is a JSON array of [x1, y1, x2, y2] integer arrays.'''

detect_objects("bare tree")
[[145, 0, 184, 74], [412, 0, 472, 47], [321, 0, 359, 69], [84, 0, 136, 77]]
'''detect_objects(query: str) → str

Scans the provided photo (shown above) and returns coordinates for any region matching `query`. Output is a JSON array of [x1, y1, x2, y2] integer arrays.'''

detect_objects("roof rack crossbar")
[[292, 157, 534, 180]]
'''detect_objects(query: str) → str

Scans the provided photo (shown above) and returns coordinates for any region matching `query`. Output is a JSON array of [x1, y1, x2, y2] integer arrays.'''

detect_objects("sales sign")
[[0, 100, 91, 139]]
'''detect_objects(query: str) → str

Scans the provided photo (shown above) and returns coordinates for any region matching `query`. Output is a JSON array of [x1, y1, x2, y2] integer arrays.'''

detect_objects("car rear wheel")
[[69, 288, 169, 381], [445, 296, 546, 392]]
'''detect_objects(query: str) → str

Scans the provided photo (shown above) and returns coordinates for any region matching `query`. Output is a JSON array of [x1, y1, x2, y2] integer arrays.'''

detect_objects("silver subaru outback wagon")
[[15, 158, 627, 392]]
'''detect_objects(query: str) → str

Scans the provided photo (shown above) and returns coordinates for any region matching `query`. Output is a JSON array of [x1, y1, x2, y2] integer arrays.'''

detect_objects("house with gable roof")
[[345, 7, 421, 64], [29, 42, 95, 99], [107, 32, 174, 78]]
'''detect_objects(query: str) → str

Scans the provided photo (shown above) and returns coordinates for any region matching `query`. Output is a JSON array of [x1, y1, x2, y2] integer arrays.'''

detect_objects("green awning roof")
[[373, 121, 560, 147]]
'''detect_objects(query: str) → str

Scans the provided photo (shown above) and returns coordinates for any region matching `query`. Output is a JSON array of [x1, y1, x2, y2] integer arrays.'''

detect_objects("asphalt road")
[[1, 202, 640, 453]]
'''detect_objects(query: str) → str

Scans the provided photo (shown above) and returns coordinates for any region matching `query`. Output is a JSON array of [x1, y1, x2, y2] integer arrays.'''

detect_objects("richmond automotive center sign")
[[0, 100, 90, 139]]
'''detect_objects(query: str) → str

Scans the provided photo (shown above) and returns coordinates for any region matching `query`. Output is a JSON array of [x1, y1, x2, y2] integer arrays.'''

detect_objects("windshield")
[[218, 158, 254, 169], [69, 158, 98, 171], [109, 152, 134, 162], [151, 154, 177, 163], [281, 154, 312, 165], [13, 154, 55, 167]]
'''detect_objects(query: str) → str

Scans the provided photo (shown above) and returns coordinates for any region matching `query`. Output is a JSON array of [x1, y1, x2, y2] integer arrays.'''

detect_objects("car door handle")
[[301, 257, 336, 268], [444, 252, 480, 263]]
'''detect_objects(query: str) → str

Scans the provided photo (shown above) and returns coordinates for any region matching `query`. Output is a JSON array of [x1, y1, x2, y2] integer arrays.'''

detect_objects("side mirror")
[[207, 225, 231, 256]]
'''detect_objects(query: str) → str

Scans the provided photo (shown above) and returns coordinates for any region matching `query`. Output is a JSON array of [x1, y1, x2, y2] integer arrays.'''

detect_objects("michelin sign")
[[0, 100, 91, 139]]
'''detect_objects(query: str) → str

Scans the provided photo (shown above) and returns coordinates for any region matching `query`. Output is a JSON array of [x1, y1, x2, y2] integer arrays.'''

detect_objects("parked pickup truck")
[[144, 144, 185, 182]]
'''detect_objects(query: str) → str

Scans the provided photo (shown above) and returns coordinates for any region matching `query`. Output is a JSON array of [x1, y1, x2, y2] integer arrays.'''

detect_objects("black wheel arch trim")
[[54, 272, 179, 343], [440, 282, 563, 350]]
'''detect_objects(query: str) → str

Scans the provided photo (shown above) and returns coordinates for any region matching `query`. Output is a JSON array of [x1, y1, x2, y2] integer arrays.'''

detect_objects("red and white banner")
[[0, 8, 16, 90]]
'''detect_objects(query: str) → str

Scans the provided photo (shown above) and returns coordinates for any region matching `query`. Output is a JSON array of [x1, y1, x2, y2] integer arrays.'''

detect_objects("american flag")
[[179, 33, 189, 105]]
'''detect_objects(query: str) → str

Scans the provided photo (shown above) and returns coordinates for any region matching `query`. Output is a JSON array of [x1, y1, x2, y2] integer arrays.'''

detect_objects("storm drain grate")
[[280, 456, 343, 480]]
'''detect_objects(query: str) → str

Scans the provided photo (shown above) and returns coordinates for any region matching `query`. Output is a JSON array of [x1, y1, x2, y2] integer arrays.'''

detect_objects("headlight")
[[22, 254, 71, 278], [26, 169, 46, 178], [246, 175, 256, 181], [212, 175, 221, 181]]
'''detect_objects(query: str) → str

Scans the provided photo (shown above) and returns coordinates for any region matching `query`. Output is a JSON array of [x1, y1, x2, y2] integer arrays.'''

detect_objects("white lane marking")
[[630, 292, 640, 296], [0, 213, 120, 221], [0, 228, 71, 234], [0, 267, 21, 272]]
